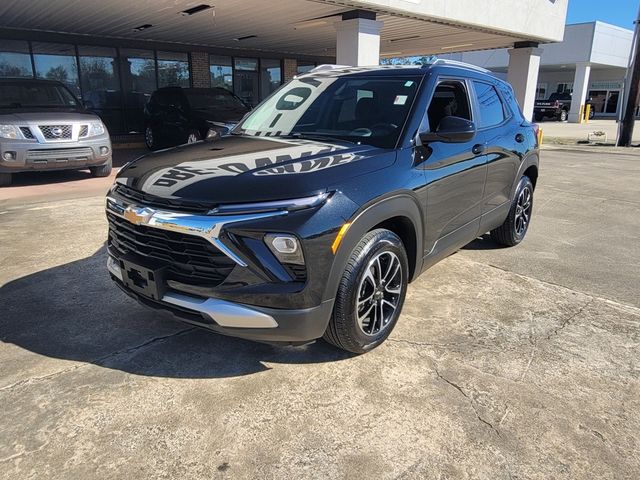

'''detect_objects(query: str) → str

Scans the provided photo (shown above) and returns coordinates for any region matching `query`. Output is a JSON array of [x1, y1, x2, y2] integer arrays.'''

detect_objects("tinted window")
[[184, 89, 247, 111], [0, 40, 33, 78], [473, 81, 505, 128], [427, 81, 471, 131], [0, 81, 78, 108]]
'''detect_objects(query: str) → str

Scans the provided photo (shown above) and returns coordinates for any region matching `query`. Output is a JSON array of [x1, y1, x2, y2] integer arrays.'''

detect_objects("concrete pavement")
[[0, 148, 639, 479], [539, 119, 640, 144]]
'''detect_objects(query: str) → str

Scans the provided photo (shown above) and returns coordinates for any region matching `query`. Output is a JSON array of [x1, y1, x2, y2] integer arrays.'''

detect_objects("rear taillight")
[[532, 124, 542, 145], [554, 100, 561, 108]]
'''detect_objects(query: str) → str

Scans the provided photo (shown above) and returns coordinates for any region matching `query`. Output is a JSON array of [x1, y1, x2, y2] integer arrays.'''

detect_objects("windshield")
[[0, 82, 79, 109], [235, 75, 422, 148], [184, 89, 247, 111]]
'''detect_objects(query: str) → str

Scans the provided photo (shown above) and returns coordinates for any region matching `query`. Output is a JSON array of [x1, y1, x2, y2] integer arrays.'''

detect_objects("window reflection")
[[260, 59, 282, 99], [32, 42, 80, 98], [0, 40, 33, 78], [120, 48, 156, 133], [210, 55, 232, 90], [157, 51, 190, 88]]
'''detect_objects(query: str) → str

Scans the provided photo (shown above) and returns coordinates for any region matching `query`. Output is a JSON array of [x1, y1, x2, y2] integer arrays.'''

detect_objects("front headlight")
[[87, 122, 105, 137], [0, 124, 19, 139], [208, 192, 331, 215]]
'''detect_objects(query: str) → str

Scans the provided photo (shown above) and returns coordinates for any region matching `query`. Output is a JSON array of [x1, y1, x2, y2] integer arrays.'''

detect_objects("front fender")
[[322, 192, 424, 303]]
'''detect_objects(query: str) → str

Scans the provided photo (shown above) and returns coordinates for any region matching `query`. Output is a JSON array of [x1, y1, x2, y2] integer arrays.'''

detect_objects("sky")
[[566, 0, 638, 29]]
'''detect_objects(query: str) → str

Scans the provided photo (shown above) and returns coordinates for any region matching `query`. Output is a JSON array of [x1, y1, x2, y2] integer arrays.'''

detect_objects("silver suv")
[[0, 78, 112, 186]]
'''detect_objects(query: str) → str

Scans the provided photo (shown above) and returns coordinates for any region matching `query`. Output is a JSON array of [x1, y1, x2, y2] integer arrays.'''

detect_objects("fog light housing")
[[100, 146, 110, 155], [264, 234, 304, 265], [2, 151, 16, 161]]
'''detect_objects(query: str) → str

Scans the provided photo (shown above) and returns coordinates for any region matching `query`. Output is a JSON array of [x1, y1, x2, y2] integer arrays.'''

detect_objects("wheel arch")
[[322, 193, 424, 303]]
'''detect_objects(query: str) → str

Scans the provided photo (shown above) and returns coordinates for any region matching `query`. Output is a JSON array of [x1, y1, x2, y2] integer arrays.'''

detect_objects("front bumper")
[[0, 135, 112, 173], [108, 255, 334, 343]]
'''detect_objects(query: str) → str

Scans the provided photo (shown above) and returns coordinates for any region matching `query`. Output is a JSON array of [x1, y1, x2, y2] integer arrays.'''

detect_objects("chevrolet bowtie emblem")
[[123, 206, 155, 225]]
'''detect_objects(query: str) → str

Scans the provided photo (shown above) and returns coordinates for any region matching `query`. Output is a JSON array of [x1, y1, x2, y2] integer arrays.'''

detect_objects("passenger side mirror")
[[420, 116, 476, 144]]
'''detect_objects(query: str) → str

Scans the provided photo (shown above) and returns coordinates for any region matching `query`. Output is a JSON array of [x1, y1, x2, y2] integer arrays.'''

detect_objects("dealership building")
[[442, 21, 634, 122], [0, 0, 570, 135]]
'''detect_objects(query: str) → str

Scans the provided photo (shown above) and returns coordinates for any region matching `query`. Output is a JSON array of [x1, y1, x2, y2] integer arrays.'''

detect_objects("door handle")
[[515, 133, 525, 143], [472, 144, 485, 155]]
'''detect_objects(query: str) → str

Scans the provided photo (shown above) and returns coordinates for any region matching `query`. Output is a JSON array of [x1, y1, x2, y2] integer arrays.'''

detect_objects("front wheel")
[[490, 176, 534, 247], [0, 172, 11, 187], [145, 125, 155, 150], [559, 109, 568, 122], [186, 130, 201, 144], [90, 158, 112, 177], [323, 229, 409, 354]]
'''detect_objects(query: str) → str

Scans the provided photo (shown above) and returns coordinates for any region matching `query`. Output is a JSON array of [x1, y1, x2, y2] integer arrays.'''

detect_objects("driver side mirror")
[[420, 116, 476, 144]]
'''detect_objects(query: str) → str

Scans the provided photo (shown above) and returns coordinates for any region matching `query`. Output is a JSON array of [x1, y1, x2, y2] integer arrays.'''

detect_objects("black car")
[[106, 61, 539, 353], [143, 87, 249, 149]]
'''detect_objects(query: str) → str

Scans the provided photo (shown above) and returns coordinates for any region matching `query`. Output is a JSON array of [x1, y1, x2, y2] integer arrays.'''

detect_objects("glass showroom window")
[[32, 42, 81, 98], [260, 59, 282, 99], [0, 40, 33, 78], [157, 51, 190, 88], [297, 62, 315, 74], [120, 48, 156, 133], [210, 55, 232, 90], [233, 58, 259, 107], [79, 45, 122, 134]]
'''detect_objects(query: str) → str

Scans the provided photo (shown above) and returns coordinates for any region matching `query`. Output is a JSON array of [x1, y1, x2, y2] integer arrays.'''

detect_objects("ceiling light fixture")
[[389, 35, 420, 43], [234, 35, 258, 41], [132, 24, 153, 32], [180, 4, 213, 16], [441, 43, 474, 50]]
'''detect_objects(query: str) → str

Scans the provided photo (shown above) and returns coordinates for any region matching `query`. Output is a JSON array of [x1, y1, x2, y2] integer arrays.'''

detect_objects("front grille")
[[39, 124, 72, 139], [107, 212, 236, 288], [114, 184, 215, 214], [79, 125, 88, 137], [20, 127, 34, 139], [26, 147, 93, 161]]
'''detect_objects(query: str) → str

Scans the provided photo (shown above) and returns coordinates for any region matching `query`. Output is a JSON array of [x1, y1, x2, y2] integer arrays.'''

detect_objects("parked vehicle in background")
[[0, 78, 112, 187], [106, 61, 539, 353], [534, 92, 594, 122], [143, 87, 250, 150]]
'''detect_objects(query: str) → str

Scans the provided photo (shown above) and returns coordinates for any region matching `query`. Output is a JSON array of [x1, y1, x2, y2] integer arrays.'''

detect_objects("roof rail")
[[430, 59, 491, 74], [308, 64, 350, 73]]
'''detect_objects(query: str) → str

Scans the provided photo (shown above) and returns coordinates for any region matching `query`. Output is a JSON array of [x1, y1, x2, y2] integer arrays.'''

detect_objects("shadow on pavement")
[[462, 234, 508, 251], [0, 246, 353, 379]]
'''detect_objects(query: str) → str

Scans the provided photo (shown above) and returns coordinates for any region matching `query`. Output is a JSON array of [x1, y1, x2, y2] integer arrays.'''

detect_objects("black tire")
[[0, 172, 11, 187], [490, 176, 534, 247], [323, 228, 409, 354], [90, 158, 112, 177], [559, 109, 568, 122], [534, 113, 543, 122], [145, 125, 156, 150]]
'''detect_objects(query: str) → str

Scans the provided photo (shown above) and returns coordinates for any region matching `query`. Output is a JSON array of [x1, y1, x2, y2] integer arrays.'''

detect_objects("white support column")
[[568, 62, 591, 123], [507, 46, 543, 121], [335, 18, 383, 66]]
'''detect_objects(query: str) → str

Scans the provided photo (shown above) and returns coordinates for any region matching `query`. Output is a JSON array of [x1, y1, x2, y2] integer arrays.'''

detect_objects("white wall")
[[440, 22, 633, 70], [352, 0, 568, 42]]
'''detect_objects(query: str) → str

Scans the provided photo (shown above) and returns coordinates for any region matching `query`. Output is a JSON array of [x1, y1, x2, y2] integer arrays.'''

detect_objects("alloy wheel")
[[514, 186, 532, 236], [145, 126, 154, 148], [187, 132, 199, 144], [356, 251, 403, 336]]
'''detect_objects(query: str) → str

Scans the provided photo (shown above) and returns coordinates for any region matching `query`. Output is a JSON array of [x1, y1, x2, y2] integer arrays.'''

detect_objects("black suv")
[[106, 61, 539, 353], [143, 87, 249, 150]]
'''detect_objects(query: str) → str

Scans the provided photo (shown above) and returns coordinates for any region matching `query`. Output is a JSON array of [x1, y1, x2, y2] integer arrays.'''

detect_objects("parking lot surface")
[[1, 148, 639, 479]]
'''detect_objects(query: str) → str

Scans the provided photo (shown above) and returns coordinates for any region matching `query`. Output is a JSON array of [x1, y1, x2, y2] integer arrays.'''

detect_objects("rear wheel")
[[0, 172, 11, 187], [323, 229, 408, 354], [534, 113, 543, 122], [186, 130, 201, 144], [90, 158, 112, 177], [490, 176, 534, 247], [145, 125, 155, 150]]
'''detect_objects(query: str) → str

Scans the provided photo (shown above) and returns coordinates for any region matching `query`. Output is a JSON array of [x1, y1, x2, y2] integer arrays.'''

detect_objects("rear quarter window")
[[473, 81, 506, 128]]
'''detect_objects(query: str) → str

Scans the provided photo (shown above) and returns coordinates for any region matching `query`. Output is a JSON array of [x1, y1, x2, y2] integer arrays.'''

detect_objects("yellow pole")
[[584, 104, 591, 124]]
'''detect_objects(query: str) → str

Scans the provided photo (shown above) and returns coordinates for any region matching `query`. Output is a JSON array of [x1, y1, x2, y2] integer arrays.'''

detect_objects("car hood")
[[0, 110, 99, 124], [193, 107, 248, 123], [116, 135, 395, 204]]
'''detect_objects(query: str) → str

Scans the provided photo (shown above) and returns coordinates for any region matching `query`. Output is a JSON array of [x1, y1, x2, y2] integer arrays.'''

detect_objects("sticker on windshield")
[[394, 95, 408, 105], [404, 81, 414, 87]]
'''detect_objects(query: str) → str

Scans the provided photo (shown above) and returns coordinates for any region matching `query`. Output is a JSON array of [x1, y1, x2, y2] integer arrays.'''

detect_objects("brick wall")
[[190, 51, 211, 88], [283, 58, 298, 82]]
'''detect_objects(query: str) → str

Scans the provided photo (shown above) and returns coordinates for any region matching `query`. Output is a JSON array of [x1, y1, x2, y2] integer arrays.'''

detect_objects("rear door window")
[[473, 81, 506, 128]]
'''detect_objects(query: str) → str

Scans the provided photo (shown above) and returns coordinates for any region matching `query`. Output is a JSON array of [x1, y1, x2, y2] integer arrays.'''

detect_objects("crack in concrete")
[[387, 338, 458, 348], [433, 365, 501, 437], [0, 328, 195, 394], [0, 440, 51, 464], [546, 299, 595, 340]]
